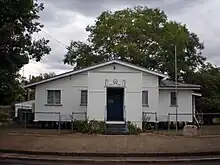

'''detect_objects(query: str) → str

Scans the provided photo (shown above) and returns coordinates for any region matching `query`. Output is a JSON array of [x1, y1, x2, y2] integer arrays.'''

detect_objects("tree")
[[0, 0, 51, 105], [185, 63, 220, 113], [0, 71, 26, 105], [64, 6, 205, 80], [19, 72, 56, 101], [24, 72, 56, 84]]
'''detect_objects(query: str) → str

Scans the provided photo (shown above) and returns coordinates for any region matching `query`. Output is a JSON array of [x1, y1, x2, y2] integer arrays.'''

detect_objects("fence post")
[[71, 112, 74, 132], [24, 111, 27, 132], [168, 113, 170, 132], [58, 112, 61, 134]]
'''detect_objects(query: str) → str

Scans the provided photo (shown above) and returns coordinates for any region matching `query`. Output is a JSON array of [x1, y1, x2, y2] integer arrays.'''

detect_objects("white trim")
[[89, 90, 105, 93], [105, 121, 126, 124], [142, 86, 158, 89], [45, 88, 63, 91], [192, 92, 202, 97], [159, 87, 200, 90], [90, 71, 140, 73], [45, 89, 62, 105], [72, 85, 88, 88], [78, 87, 88, 91], [24, 60, 167, 88]]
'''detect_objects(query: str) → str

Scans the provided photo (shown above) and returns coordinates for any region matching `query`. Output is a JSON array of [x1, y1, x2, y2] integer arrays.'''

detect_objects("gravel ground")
[[0, 130, 220, 153]]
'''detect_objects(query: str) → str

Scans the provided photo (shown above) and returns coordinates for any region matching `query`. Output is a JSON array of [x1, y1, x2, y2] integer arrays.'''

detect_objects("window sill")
[[170, 105, 178, 107], [80, 104, 87, 106], [45, 104, 63, 106], [142, 104, 149, 107]]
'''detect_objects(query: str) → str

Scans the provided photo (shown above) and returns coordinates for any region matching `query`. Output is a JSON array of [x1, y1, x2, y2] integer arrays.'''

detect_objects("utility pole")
[[175, 45, 178, 131]]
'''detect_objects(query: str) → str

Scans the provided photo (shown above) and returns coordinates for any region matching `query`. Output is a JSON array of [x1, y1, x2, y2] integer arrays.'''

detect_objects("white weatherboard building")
[[25, 60, 201, 128]]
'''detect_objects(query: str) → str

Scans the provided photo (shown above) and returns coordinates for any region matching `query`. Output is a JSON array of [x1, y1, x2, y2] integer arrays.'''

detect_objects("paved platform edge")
[[0, 149, 220, 157], [1, 155, 220, 164]]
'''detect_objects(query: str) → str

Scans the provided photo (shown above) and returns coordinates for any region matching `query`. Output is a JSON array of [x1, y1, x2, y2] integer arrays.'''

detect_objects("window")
[[81, 90, 88, 106], [47, 90, 61, 105], [170, 92, 177, 106], [142, 91, 148, 106]]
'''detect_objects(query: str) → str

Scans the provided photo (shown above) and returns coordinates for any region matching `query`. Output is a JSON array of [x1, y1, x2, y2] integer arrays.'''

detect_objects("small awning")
[[192, 92, 202, 97]]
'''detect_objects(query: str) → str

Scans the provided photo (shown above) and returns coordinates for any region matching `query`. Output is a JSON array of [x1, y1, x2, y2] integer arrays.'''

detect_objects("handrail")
[[104, 105, 107, 121], [124, 105, 126, 121], [193, 115, 200, 128]]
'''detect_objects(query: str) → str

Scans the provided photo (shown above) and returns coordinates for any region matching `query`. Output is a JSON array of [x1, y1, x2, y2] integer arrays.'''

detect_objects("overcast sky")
[[22, 0, 220, 77]]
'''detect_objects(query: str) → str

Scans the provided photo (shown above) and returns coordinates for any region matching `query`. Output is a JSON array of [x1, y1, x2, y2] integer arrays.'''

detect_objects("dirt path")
[[0, 132, 220, 153]]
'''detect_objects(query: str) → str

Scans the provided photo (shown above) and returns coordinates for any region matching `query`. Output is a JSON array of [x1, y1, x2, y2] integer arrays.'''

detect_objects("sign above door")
[[105, 79, 126, 88]]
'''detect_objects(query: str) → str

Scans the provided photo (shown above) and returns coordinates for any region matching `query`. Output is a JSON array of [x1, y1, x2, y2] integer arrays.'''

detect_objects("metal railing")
[[2, 109, 220, 136], [23, 111, 61, 134], [167, 113, 220, 136], [0, 111, 62, 134], [124, 105, 126, 121], [142, 112, 158, 131], [104, 105, 107, 121], [71, 112, 87, 132]]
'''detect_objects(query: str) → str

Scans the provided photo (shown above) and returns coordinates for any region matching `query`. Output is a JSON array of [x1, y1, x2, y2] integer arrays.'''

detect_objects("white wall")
[[142, 73, 159, 122], [91, 63, 160, 125], [35, 73, 88, 121], [87, 63, 143, 127], [34, 62, 194, 125], [88, 71, 142, 127], [159, 89, 193, 122]]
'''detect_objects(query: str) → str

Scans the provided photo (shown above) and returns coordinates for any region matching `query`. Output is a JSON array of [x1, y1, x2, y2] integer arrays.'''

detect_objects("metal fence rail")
[[167, 112, 220, 135], [0, 110, 62, 134], [22, 111, 61, 133], [2, 109, 220, 136], [71, 112, 87, 132], [142, 112, 158, 131]]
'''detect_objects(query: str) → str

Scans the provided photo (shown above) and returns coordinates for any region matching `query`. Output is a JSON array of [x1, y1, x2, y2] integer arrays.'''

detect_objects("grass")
[[198, 125, 220, 135], [1, 121, 220, 136], [153, 125, 220, 136], [154, 129, 182, 136]]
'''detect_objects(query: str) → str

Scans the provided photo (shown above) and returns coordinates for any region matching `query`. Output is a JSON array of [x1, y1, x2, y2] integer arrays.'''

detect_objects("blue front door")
[[107, 88, 124, 121]]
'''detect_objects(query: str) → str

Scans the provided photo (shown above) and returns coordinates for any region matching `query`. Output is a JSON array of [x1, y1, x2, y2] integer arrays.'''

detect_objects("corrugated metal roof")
[[159, 80, 200, 88]]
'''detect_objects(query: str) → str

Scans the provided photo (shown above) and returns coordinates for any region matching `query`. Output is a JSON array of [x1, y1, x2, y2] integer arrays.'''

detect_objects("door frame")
[[106, 87, 125, 122]]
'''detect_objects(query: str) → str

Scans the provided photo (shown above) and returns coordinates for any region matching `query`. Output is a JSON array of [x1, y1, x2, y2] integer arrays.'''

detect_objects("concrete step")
[[105, 123, 127, 135]]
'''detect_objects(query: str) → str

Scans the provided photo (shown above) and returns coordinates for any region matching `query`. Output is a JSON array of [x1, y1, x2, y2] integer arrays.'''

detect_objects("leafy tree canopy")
[[185, 63, 220, 113], [0, 0, 51, 105], [24, 72, 56, 84], [64, 6, 206, 80], [19, 72, 56, 101], [0, 0, 51, 72]]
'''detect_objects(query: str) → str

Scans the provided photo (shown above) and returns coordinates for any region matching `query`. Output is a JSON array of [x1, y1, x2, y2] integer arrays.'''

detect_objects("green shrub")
[[88, 120, 106, 134], [142, 121, 153, 131], [213, 118, 220, 124], [127, 121, 142, 135], [72, 120, 88, 133], [142, 116, 154, 131], [0, 113, 8, 122], [72, 120, 106, 134]]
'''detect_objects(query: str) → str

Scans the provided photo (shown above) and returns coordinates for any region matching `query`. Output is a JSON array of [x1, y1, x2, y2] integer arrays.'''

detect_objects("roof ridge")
[[25, 60, 167, 88]]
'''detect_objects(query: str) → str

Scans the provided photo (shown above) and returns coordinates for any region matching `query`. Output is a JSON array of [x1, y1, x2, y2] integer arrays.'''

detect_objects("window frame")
[[170, 91, 177, 106], [46, 89, 62, 106], [142, 90, 149, 107], [80, 90, 88, 106]]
